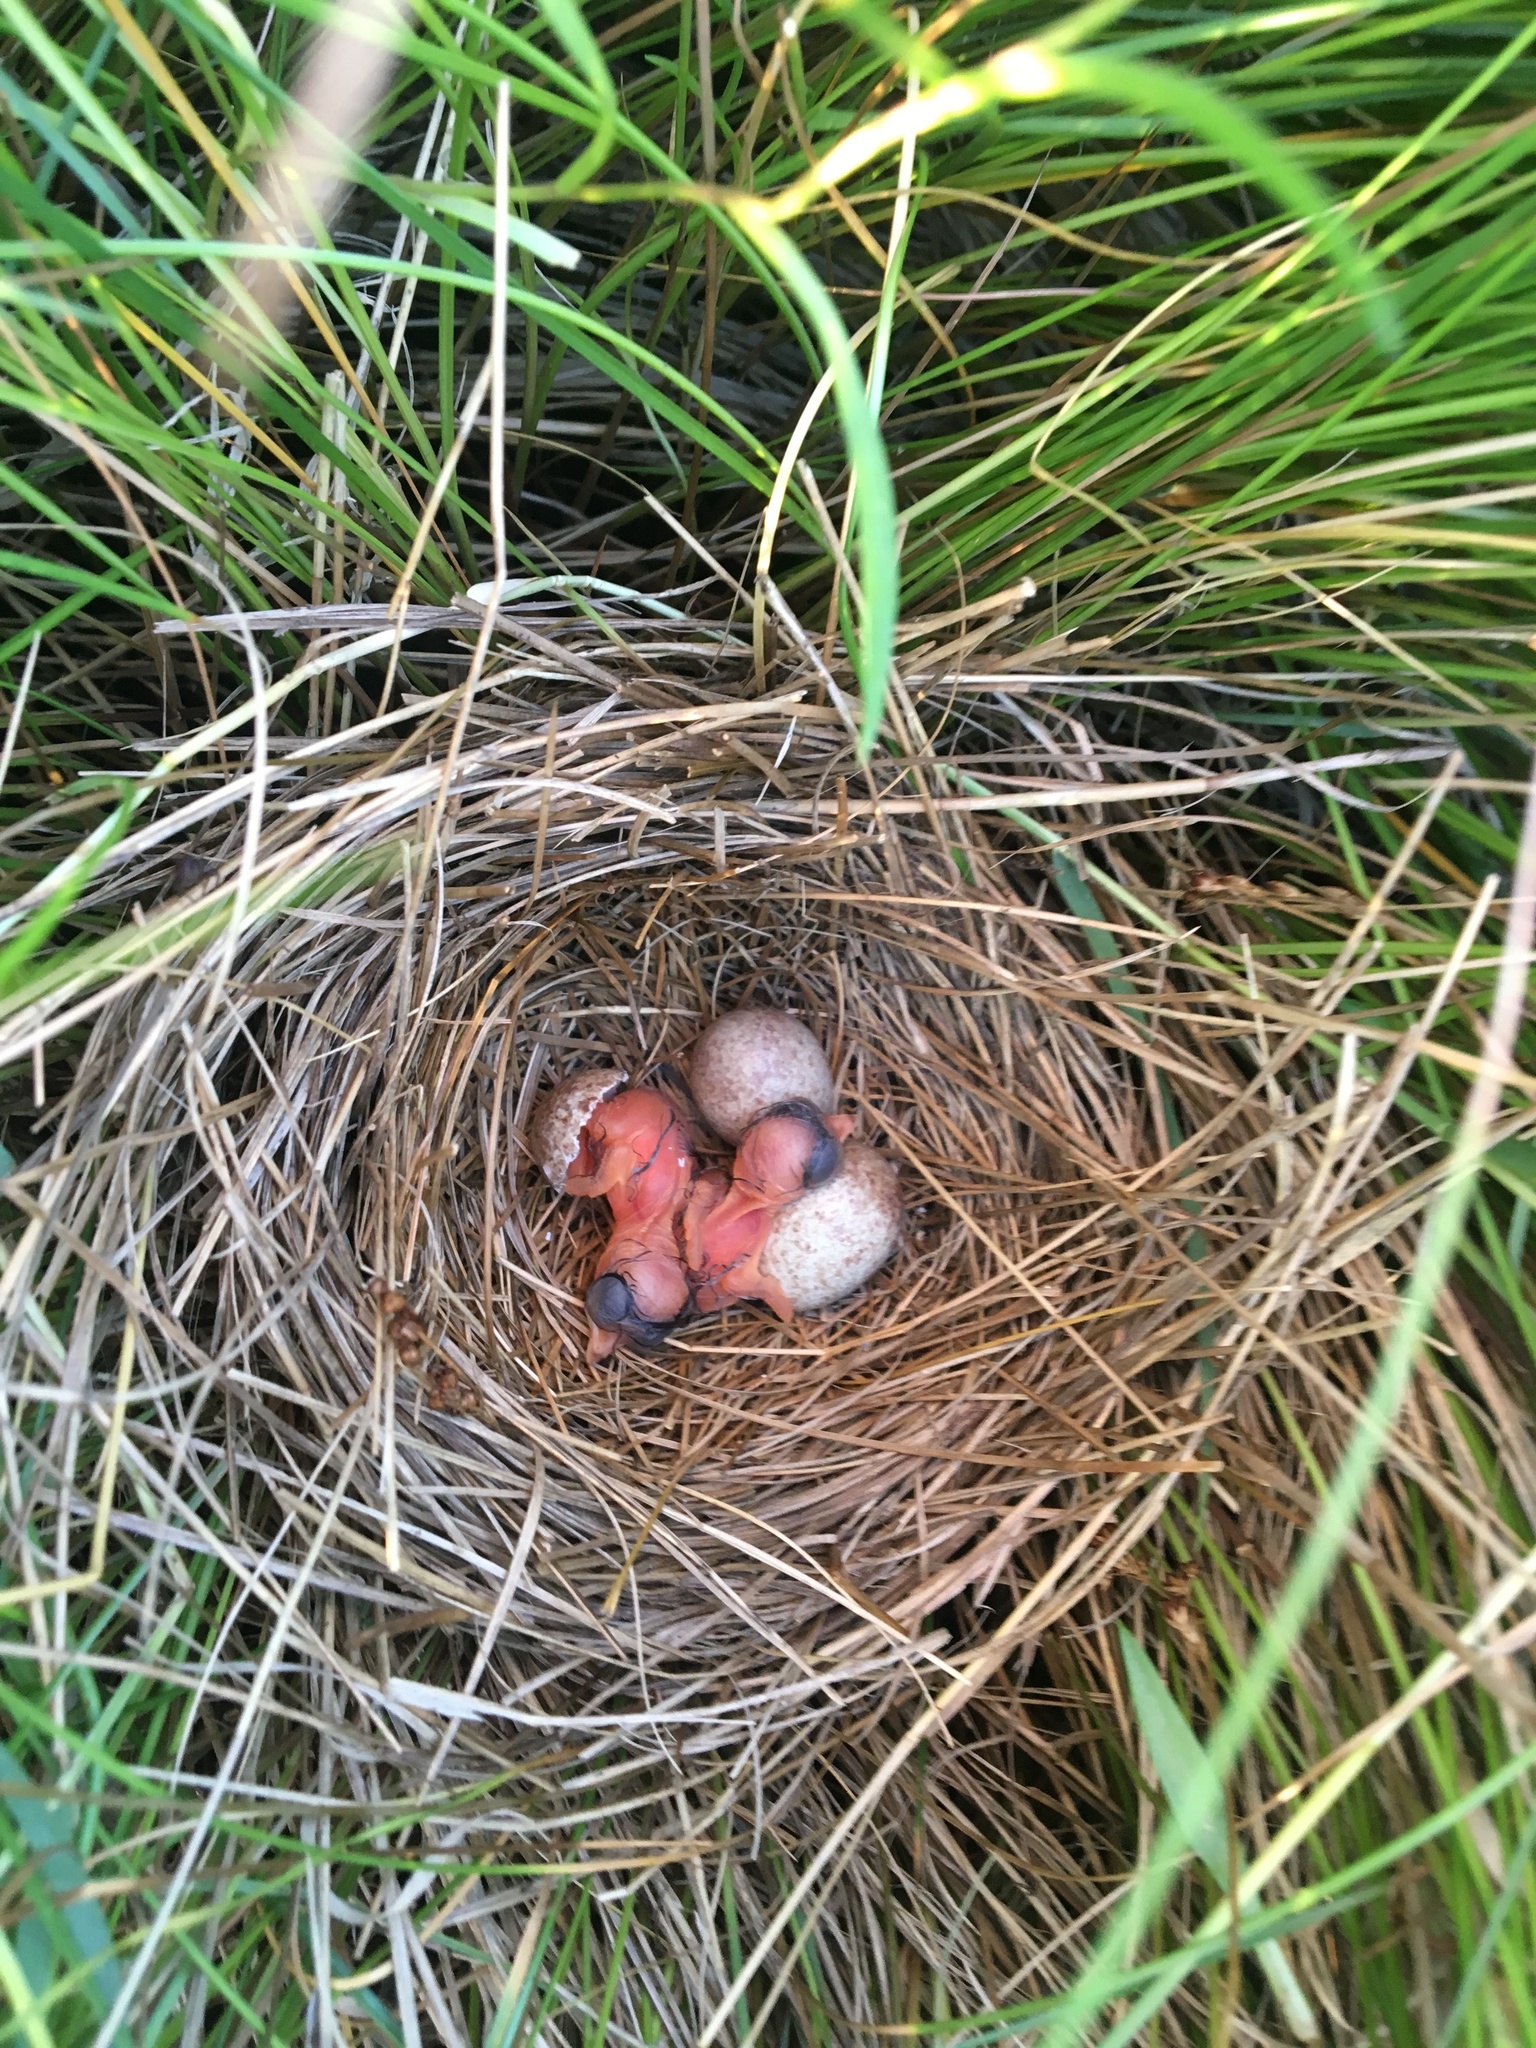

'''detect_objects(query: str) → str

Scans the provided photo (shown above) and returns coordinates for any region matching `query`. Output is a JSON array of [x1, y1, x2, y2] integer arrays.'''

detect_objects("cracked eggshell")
[[531, 1066, 627, 1191], [688, 1009, 837, 1142], [758, 1144, 902, 1312]]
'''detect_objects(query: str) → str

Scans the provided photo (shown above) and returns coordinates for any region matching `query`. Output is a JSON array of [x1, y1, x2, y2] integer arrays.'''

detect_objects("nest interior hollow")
[[378, 853, 1197, 1628]]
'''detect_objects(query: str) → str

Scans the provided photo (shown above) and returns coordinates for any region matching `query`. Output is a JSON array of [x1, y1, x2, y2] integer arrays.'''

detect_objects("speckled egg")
[[688, 1009, 837, 1142], [531, 1066, 627, 1192], [757, 1144, 901, 1312]]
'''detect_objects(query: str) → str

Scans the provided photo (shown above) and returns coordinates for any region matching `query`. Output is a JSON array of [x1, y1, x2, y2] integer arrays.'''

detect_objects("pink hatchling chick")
[[686, 1100, 855, 1319], [568, 1088, 695, 1362]]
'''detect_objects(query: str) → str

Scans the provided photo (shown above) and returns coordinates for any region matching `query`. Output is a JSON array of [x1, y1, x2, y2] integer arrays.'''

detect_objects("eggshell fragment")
[[531, 1066, 627, 1192], [688, 1009, 836, 1141], [757, 1144, 902, 1312]]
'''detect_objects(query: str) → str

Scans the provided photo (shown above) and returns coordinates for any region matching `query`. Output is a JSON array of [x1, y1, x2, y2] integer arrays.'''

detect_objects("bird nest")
[[6, 610, 1439, 1827], [11, 602, 1536, 2041]]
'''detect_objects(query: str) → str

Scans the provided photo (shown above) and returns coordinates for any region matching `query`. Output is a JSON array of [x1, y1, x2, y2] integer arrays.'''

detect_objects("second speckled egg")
[[758, 1144, 902, 1312], [688, 1008, 837, 1141]]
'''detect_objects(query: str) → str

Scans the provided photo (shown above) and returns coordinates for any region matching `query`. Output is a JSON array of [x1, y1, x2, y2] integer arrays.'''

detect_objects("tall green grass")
[[2, 0, 1536, 2041]]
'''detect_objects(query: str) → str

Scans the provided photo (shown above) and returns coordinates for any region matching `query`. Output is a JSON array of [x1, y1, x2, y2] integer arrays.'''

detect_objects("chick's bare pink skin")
[[567, 1087, 695, 1362], [686, 1102, 854, 1319]]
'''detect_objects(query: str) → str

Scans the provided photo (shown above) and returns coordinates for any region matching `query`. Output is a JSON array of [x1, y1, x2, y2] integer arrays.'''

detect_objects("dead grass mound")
[[6, 609, 1531, 2035]]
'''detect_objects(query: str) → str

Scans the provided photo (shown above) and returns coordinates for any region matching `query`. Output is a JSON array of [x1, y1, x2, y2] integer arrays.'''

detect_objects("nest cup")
[[304, 801, 1208, 1674], [18, 644, 1272, 1812]]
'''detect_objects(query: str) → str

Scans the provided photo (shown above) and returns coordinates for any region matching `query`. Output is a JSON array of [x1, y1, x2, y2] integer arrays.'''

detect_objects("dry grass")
[[3, 602, 1534, 2038]]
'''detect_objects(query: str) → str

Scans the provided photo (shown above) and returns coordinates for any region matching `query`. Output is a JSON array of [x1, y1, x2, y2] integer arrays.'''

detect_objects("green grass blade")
[[729, 202, 900, 754], [1055, 48, 1404, 352], [0, 1740, 126, 2042], [1121, 1630, 1318, 2040], [1433, 1793, 1536, 2048]]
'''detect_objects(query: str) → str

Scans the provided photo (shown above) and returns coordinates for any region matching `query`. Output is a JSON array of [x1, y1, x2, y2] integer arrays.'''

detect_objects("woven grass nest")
[[18, 621, 1339, 1694], [12, 602, 1479, 1930], [58, 697, 1208, 1663]]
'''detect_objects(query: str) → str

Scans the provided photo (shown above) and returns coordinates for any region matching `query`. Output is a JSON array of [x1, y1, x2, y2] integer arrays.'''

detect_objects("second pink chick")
[[686, 1100, 854, 1319]]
